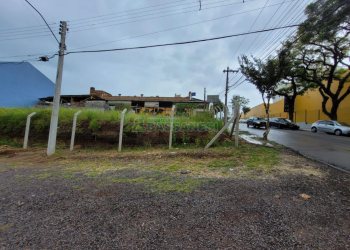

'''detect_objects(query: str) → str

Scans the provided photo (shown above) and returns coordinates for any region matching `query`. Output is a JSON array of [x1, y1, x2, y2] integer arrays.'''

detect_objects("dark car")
[[269, 118, 299, 130], [247, 117, 266, 128]]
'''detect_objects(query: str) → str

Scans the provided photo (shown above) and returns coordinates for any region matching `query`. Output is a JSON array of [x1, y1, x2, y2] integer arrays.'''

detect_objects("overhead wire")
[[230, 0, 271, 63], [0, 0, 294, 58], [69, 0, 260, 32], [0, 0, 287, 41], [65, 24, 301, 55], [228, 0, 308, 85], [71, 0, 295, 51], [258, 0, 307, 59], [23, 0, 59, 44]]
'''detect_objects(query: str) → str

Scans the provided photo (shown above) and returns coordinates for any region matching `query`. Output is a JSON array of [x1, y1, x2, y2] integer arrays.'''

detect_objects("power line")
[[66, 24, 300, 55], [69, 0, 190, 23], [257, 0, 306, 59], [0, 0, 290, 41], [231, 0, 270, 60], [69, 0, 261, 32], [70, 0, 237, 25], [23, 0, 59, 44], [71, 0, 293, 50], [70, 0, 249, 29], [0, 0, 294, 58]]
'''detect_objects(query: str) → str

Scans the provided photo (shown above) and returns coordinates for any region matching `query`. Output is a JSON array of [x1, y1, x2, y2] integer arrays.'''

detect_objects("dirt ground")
[[0, 144, 349, 249]]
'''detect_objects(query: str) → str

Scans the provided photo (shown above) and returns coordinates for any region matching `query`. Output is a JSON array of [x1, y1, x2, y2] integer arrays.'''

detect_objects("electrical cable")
[[70, 0, 239, 25], [71, 0, 294, 50], [230, 0, 270, 61], [65, 24, 301, 55], [23, 0, 59, 44], [69, 0, 264, 32]]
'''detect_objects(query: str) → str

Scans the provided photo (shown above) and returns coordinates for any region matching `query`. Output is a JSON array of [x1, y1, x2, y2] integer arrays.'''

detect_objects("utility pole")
[[47, 21, 68, 156], [223, 67, 237, 124]]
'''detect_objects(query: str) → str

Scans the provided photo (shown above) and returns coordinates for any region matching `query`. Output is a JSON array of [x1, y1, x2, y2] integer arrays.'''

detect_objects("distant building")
[[0, 62, 54, 107], [39, 87, 207, 114]]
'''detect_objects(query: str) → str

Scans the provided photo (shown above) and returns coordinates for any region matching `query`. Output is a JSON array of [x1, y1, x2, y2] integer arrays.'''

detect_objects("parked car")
[[269, 118, 299, 130], [247, 117, 266, 128], [239, 119, 247, 124], [311, 120, 350, 136]]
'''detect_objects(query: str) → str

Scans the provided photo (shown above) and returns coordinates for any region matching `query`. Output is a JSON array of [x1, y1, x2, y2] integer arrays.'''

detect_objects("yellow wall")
[[244, 83, 350, 123]]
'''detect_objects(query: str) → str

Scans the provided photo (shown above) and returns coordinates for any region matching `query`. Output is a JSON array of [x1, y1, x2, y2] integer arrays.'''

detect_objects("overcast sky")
[[0, 0, 311, 108]]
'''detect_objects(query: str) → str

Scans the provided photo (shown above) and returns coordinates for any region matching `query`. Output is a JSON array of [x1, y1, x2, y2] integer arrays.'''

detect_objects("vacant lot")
[[0, 143, 349, 249]]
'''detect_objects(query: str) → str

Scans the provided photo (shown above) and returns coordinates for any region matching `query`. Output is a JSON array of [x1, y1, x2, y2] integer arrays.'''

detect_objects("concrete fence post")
[[169, 105, 176, 149], [118, 108, 127, 152], [234, 104, 240, 147], [23, 112, 36, 149], [70, 110, 82, 151]]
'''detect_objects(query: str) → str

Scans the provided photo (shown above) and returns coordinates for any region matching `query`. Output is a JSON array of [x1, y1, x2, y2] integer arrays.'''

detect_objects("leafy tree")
[[242, 106, 251, 114], [296, 0, 350, 120], [239, 55, 281, 140], [274, 42, 316, 121], [231, 95, 249, 108], [230, 95, 249, 136]]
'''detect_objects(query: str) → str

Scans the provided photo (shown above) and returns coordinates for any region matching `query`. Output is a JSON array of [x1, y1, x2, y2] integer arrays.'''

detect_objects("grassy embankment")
[[0, 143, 286, 193], [0, 108, 223, 147]]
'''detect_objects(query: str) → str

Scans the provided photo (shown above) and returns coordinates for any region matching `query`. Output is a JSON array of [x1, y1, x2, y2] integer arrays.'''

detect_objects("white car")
[[311, 120, 350, 136]]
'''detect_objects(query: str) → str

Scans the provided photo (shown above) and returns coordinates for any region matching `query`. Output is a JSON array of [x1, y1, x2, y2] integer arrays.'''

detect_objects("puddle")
[[240, 134, 273, 147]]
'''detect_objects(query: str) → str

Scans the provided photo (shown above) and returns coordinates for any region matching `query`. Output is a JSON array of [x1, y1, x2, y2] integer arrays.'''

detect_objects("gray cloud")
[[0, 0, 309, 108]]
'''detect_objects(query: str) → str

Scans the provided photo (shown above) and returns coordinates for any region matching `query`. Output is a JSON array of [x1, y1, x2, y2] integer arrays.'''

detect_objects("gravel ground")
[[0, 149, 349, 249]]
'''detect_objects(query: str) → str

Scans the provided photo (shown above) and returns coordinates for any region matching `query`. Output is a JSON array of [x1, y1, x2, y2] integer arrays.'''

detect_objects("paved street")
[[240, 125, 350, 172]]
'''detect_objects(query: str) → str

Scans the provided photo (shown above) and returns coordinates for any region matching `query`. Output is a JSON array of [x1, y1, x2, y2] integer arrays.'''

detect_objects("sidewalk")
[[297, 122, 312, 131]]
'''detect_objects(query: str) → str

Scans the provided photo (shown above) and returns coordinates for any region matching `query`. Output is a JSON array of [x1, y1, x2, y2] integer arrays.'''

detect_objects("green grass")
[[0, 108, 222, 139], [0, 137, 22, 147], [23, 143, 280, 193]]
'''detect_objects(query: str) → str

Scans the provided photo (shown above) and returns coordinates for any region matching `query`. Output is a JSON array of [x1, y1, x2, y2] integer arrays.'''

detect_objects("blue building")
[[0, 62, 54, 107]]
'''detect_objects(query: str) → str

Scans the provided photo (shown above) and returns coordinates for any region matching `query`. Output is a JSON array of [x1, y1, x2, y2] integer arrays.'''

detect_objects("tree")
[[242, 106, 251, 114], [229, 95, 249, 136], [239, 55, 281, 140], [273, 42, 316, 121], [296, 0, 350, 120], [231, 95, 249, 109]]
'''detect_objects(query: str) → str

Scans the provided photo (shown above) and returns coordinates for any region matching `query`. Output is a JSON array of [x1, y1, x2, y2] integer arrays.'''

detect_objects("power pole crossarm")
[[47, 21, 68, 156]]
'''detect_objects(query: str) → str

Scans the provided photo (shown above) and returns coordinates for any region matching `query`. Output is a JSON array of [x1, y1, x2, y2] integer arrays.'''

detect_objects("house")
[[0, 62, 54, 107], [39, 87, 207, 114]]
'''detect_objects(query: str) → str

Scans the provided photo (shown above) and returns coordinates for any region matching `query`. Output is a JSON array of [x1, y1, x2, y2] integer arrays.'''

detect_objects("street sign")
[[207, 95, 220, 103]]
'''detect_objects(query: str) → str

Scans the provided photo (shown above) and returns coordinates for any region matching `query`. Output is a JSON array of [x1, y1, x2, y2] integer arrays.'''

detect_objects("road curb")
[[286, 147, 350, 175]]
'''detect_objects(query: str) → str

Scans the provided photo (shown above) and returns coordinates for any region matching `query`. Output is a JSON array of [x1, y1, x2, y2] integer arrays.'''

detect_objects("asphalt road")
[[240, 125, 350, 172]]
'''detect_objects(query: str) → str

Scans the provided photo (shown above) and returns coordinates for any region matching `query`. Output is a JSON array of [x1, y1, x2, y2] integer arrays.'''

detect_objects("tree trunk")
[[320, 89, 339, 121], [329, 98, 339, 120], [263, 101, 270, 141], [287, 95, 296, 121]]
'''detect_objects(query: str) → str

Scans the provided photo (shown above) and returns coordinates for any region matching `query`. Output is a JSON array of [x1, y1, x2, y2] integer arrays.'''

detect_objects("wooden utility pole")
[[223, 67, 237, 124], [47, 21, 68, 156]]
